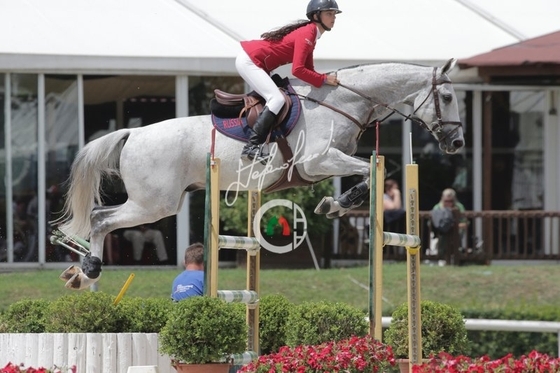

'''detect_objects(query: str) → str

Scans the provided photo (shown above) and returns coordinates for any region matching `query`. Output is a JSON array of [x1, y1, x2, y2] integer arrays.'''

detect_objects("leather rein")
[[292, 67, 462, 142]]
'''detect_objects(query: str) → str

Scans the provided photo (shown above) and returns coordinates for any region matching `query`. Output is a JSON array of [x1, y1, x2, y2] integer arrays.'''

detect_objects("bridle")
[[294, 67, 462, 142]]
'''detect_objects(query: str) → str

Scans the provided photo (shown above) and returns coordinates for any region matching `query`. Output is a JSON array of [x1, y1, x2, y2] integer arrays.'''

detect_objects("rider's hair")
[[261, 20, 311, 42]]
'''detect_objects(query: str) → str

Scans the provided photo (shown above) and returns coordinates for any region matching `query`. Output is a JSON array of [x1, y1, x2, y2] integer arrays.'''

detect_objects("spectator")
[[431, 188, 467, 265], [383, 178, 405, 225], [171, 242, 205, 301], [123, 224, 169, 265]]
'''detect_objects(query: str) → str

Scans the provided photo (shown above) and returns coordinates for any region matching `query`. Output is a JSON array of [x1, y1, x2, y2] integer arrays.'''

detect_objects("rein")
[[294, 67, 462, 141]]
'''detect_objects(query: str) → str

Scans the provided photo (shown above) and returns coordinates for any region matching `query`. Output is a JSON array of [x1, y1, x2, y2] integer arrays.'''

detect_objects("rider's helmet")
[[306, 0, 342, 21]]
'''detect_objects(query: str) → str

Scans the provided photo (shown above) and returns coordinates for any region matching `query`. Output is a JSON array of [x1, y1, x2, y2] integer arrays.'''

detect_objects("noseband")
[[298, 66, 462, 141]]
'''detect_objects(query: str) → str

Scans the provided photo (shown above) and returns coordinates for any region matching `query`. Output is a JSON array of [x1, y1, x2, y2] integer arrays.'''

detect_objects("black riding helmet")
[[306, 0, 342, 31]]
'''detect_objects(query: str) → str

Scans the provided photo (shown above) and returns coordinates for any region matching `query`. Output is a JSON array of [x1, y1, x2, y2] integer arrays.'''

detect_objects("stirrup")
[[241, 144, 269, 165]]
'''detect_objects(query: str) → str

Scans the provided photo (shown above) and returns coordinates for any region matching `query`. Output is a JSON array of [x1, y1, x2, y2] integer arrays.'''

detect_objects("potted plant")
[[158, 296, 247, 373], [384, 300, 470, 373]]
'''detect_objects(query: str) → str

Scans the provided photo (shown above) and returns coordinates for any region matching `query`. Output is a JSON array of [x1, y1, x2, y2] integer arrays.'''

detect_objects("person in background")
[[122, 224, 169, 265], [383, 178, 405, 225], [236, 0, 341, 163], [171, 242, 205, 301], [431, 188, 467, 265]]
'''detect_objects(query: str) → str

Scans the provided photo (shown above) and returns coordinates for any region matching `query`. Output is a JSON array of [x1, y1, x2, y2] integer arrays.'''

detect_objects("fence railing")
[[342, 210, 560, 263], [380, 317, 560, 356]]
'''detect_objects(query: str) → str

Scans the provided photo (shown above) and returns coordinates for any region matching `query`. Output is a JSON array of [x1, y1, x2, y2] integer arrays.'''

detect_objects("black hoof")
[[82, 255, 102, 279]]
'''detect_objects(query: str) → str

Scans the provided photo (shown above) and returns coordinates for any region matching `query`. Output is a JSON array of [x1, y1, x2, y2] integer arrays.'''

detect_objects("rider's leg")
[[235, 51, 283, 163]]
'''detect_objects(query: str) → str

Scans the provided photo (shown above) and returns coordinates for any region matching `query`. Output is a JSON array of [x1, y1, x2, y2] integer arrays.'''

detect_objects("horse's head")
[[410, 58, 465, 154]]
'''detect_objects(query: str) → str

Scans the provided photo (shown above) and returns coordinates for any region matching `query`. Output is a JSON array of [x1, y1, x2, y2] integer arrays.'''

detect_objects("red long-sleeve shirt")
[[240, 23, 326, 88]]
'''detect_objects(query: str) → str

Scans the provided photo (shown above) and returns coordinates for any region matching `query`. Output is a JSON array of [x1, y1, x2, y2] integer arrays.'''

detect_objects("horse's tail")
[[56, 129, 131, 239]]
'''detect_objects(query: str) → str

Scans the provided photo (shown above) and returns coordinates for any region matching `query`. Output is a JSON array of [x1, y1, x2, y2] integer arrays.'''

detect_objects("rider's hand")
[[324, 74, 339, 86]]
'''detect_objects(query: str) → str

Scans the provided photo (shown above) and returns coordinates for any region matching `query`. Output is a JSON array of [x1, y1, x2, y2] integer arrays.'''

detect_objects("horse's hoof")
[[64, 272, 100, 290], [60, 265, 82, 281], [314, 197, 337, 215], [82, 255, 103, 279], [326, 207, 351, 219]]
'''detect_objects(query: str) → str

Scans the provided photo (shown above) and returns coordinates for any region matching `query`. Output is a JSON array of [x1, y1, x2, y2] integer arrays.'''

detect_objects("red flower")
[[238, 335, 396, 373], [412, 351, 560, 373], [1, 363, 77, 373]]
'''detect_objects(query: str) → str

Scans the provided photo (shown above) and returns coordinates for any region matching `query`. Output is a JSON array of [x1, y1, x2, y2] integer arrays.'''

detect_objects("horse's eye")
[[442, 94, 453, 103]]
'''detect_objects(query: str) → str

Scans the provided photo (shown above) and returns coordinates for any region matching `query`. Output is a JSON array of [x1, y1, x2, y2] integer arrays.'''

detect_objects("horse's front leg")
[[302, 148, 371, 218], [315, 178, 370, 218]]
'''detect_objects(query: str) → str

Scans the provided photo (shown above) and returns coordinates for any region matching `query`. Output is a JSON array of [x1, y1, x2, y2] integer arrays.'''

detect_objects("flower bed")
[[1, 363, 76, 373], [414, 350, 560, 372], [238, 335, 396, 372]]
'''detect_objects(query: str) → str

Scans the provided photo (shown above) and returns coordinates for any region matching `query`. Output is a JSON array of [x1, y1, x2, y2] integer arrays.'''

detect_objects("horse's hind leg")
[[63, 199, 180, 290], [61, 204, 122, 289]]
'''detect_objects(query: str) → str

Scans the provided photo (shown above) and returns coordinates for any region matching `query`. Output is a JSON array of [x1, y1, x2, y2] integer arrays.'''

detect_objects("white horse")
[[57, 58, 464, 289]]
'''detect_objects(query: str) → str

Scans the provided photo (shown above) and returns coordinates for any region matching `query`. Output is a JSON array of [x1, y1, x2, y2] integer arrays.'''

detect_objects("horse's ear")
[[441, 58, 457, 74]]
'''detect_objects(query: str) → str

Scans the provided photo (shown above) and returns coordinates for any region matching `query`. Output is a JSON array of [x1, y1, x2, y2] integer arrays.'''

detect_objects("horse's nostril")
[[453, 139, 464, 149]]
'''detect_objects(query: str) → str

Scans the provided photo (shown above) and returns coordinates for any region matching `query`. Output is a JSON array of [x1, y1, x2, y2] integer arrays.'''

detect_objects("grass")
[[1, 263, 560, 313]]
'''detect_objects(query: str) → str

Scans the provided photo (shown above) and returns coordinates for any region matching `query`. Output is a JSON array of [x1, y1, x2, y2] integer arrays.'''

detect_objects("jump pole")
[[369, 151, 422, 370], [203, 153, 261, 363]]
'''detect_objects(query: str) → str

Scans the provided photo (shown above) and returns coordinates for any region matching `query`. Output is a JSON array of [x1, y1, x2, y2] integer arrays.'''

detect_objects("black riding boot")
[[241, 107, 277, 164]]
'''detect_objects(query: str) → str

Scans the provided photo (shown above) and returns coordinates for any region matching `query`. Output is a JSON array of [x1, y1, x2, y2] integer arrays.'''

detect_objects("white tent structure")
[[1, 0, 559, 75]]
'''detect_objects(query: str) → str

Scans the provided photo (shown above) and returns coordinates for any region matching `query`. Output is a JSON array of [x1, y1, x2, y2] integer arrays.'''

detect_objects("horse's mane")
[[335, 61, 429, 74]]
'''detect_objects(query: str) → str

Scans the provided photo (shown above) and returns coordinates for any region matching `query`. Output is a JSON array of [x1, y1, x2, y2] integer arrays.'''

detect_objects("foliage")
[[238, 335, 396, 373], [258, 294, 294, 354], [1, 363, 76, 373], [218, 180, 334, 236], [413, 350, 560, 372], [158, 296, 247, 364], [0, 299, 50, 332], [116, 296, 173, 333], [384, 300, 470, 359], [285, 301, 368, 347], [463, 306, 560, 359], [44, 291, 130, 332]]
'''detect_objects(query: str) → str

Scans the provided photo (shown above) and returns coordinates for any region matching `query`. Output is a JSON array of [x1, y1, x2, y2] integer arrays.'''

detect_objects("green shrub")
[[463, 306, 560, 359], [0, 299, 50, 332], [158, 296, 247, 364], [384, 300, 470, 359], [285, 301, 368, 346], [45, 291, 130, 332], [117, 297, 173, 333], [259, 294, 294, 354]]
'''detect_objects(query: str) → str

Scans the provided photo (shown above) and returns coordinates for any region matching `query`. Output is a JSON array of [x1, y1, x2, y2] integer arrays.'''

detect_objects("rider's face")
[[319, 10, 337, 29]]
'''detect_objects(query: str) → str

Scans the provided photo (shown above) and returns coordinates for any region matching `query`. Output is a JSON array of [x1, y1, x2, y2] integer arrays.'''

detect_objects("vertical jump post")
[[368, 151, 422, 371], [203, 153, 261, 364]]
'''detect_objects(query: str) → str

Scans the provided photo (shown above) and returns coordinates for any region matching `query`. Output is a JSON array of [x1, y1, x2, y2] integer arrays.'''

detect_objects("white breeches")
[[235, 50, 284, 115]]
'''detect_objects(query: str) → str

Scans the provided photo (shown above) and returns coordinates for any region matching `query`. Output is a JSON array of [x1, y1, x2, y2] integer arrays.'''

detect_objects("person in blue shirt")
[[171, 242, 204, 301]]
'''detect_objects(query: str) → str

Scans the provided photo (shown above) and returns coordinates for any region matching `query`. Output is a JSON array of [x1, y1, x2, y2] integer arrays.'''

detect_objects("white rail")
[[381, 317, 560, 356]]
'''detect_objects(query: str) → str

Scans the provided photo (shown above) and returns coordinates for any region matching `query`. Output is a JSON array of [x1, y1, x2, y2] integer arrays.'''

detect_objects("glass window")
[[510, 91, 544, 210], [11, 74, 38, 262], [83, 75, 178, 265], [0, 75, 5, 262], [45, 75, 80, 262]]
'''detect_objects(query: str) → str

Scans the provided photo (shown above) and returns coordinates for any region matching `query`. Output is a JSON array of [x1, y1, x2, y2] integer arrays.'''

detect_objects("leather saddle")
[[212, 84, 292, 130]]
